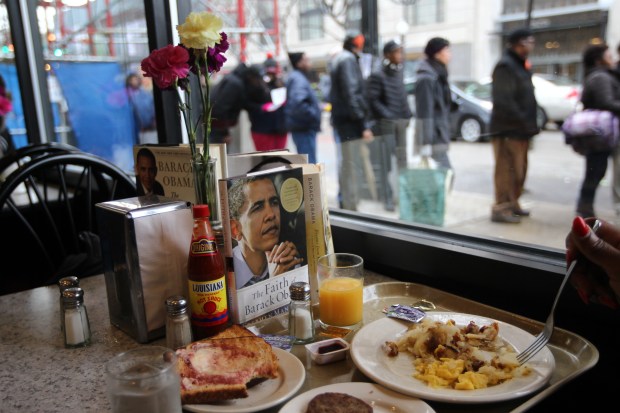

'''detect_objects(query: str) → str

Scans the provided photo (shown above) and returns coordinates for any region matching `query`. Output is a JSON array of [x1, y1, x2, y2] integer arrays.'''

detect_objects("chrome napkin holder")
[[96, 196, 192, 343]]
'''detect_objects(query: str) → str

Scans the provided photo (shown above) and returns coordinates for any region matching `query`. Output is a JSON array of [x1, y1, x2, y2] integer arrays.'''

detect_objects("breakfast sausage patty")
[[306, 392, 373, 413]]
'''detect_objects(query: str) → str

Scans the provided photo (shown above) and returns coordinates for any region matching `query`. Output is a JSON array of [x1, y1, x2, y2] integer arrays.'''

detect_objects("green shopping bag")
[[399, 159, 449, 226]]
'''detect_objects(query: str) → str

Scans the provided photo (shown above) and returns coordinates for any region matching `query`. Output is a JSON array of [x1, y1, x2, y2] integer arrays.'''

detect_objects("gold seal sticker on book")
[[279, 177, 303, 213]]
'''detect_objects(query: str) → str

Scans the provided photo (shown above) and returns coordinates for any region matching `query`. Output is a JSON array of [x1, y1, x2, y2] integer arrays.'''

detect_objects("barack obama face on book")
[[230, 176, 303, 279], [232, 177, 281, 253]]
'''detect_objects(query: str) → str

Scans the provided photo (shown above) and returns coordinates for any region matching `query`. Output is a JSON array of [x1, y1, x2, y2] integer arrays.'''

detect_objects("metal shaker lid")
[[62, 287, 84, 306], [58, 276, 79, 291], [289, 282, 311, 301], [166, 295, 189, 316]]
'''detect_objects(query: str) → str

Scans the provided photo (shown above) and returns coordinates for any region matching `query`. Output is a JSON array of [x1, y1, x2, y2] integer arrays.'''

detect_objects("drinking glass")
[[105, 346, 182, 413], [317, 253, 364, 329]]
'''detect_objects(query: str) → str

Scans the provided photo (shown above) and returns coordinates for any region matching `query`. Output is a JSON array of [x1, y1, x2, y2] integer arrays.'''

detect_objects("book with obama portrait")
[[218, 165, 310, 325]]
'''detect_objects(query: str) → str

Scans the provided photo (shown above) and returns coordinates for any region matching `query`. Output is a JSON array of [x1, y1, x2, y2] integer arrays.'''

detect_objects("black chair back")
[[0, 152, 136, 295]]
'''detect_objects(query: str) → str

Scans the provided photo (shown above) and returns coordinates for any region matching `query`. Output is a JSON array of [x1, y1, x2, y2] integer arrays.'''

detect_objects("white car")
[[460, 74, 581, 129]]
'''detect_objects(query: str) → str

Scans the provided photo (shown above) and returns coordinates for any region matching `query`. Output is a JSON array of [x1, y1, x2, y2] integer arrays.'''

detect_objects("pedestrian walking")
[[367, 40, 412, 211], [245, 64, 288, 151], [575, 43, 620, 218], [285, 52, 322, 164], [329, 31, 374, 211], [489, 28, 539, 224], [415, 37, 453, 170], [210, 63, 250, 146]]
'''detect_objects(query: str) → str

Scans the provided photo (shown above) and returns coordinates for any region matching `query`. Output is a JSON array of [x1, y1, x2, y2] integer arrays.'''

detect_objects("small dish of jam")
[[305, 338, 350, 365]]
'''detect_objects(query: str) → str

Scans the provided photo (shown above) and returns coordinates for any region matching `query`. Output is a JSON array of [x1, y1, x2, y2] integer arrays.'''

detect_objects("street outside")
[[310, 118, 619, 251]]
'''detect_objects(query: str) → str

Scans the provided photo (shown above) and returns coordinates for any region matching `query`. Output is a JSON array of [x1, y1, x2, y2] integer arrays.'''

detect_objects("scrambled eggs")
[[383, 318, 531, 390]]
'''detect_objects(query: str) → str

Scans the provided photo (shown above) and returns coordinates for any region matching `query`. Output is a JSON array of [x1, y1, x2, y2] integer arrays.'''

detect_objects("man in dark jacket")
[[285, 52, 322, 164], [367, 40, 412, 211], [490, 28, 538, 223], [330, 31, 374, 211], [210, 63, 249, 146], [415, 37, 453, 170]]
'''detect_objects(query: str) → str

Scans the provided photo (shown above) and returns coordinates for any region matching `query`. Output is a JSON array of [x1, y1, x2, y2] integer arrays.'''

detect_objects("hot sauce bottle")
[[187, 204, 229, 339]]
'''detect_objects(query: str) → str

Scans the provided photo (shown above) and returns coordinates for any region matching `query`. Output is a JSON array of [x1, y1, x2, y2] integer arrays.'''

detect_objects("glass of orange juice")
[[317, 253, 364, 329]]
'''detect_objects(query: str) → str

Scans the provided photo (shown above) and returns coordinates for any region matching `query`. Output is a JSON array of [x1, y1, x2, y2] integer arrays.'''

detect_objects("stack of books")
[[133, 145, 333, 325]]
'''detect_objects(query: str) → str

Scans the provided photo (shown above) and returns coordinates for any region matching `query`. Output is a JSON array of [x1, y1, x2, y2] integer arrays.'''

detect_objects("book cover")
[[219, 166, 309, 324], [132, 143, 227, 209], [226, 150, 308, 177], [291, 163, 334, 303]]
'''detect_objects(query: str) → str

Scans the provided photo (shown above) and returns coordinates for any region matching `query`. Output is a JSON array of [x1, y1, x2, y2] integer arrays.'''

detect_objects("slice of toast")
[[176, 325, 279, 404]]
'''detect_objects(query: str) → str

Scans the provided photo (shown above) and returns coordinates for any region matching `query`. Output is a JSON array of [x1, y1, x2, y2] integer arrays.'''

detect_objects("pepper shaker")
[[289, 281, 315, 344], [61, 287, 91, 348], [165, 295, 193, 350], [58, 276, 79, 331]]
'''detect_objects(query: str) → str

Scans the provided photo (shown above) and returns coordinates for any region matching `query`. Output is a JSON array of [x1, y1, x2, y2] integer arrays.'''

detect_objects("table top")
[[0, 273, 597, 413]]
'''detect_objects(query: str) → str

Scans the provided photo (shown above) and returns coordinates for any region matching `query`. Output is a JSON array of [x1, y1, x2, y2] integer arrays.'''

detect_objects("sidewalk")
[[350, 189, 618, 251], [306, 115, 619, 251]]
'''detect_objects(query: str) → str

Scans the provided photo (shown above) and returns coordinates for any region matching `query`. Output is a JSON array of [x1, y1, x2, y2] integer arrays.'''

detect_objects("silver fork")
[[516, 219, 601, 365]]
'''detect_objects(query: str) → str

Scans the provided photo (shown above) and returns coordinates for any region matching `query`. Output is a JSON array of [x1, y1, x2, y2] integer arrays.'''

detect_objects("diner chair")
[[0, 152, 136, 295], [0, 142, 79, 188]]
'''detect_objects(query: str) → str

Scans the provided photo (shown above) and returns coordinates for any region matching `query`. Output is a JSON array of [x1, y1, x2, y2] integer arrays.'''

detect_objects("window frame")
[[329, 209, 567, 322]]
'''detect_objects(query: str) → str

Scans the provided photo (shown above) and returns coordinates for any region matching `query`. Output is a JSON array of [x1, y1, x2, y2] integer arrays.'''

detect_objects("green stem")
[[196, 49, 210, 161]]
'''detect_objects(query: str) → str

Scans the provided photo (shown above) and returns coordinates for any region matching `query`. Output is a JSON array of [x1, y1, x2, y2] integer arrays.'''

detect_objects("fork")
[[516, 220, 601, 365]]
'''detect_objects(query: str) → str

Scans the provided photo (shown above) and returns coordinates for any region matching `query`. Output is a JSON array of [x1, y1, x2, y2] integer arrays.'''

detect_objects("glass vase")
[[191, 157, 224, 249]]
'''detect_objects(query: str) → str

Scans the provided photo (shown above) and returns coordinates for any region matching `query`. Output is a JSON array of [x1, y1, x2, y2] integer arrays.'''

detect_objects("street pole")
[[526, 0, 534, 28], [361, 0, 379, 56]]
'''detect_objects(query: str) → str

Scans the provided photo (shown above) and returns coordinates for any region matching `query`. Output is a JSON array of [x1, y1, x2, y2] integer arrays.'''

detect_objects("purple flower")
[[206, 32, 229, 73]]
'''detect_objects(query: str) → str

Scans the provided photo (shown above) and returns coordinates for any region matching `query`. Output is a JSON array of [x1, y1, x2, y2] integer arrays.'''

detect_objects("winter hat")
[[383, 40, 402, 55], [344, 30, 365, 51], [424, 37, 450, 58], [288, 52, 304, 68], [508, 27, 533, 45], [264, 54, 279, 74]]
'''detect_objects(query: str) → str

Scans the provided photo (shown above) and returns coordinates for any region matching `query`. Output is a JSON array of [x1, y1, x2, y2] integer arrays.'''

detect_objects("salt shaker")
[[289, 282, 315, 344], [165, 295, 193, 350], [58, 276, 79, 331], [61, 287, 91, 348]]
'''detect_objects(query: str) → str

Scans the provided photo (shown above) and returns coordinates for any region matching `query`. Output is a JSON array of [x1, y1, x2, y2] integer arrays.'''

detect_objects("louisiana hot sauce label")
[[188, 236, 228, 326], [188, 276, 228, 326]]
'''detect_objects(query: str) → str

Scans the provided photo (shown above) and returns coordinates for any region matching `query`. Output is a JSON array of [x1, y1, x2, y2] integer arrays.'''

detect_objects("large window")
[[406, 0, 445, 26], [299, 2, 324, 41]]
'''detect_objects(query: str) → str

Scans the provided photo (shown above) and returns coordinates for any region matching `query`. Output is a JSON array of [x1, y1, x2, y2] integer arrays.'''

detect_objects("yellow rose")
[[177, 12, 223, 50]]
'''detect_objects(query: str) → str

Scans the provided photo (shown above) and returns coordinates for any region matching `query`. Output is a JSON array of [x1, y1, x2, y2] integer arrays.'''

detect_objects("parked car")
[[459, 74, 580, 129], [406, 79, 492, 143]]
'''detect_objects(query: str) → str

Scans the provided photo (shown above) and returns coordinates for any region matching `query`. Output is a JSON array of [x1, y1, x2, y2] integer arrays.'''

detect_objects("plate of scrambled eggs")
[[350, 312, 555, 403]]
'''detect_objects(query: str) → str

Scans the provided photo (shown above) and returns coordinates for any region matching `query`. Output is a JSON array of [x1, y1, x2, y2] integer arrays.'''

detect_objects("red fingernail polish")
[[572, 216, 590, 237], [577, 289, 589, 305]]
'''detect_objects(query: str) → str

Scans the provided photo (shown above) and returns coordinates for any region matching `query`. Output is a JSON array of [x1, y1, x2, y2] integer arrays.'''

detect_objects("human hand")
[[420, 144, 432, 157], [267, 241, 304, 275], [362, 128, 374, 143], [261, 102, 274, 112], [566, 216, 620, 309]]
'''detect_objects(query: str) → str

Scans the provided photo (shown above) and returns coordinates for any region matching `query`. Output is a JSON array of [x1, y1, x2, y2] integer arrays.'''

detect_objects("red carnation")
[[141, 45, 190, 89]]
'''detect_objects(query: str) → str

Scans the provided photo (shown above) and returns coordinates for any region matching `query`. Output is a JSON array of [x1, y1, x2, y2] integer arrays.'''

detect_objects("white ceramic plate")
[[183, 348, 305, 413], [278, 382, 436, 413], [350, 312, 555, 404]]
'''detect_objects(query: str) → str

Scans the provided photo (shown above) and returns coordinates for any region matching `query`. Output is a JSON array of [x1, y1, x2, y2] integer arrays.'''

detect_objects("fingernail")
[[599, 296, 619, 309], [577, 288, 589, 305], [572, 216, 590, 237]]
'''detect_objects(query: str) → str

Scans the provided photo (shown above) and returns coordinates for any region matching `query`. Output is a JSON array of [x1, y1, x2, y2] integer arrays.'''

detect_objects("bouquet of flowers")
[[141, 11, 229, 209]]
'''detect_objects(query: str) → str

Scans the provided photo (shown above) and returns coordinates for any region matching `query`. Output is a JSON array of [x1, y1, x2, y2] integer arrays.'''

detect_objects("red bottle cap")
[[193, 204, 210, 218]]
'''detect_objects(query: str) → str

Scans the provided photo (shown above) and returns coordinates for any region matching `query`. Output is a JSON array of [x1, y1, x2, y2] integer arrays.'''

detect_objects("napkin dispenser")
[[96, 196, 192, 343]]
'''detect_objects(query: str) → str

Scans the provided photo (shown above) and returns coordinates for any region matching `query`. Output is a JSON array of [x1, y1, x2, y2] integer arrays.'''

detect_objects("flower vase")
[[192, 158, 224, 249]]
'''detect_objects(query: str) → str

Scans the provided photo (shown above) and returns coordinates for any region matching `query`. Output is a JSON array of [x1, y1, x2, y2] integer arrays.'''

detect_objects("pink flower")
[[0, 95, 12, 116], [141, 45, 190, 89]]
